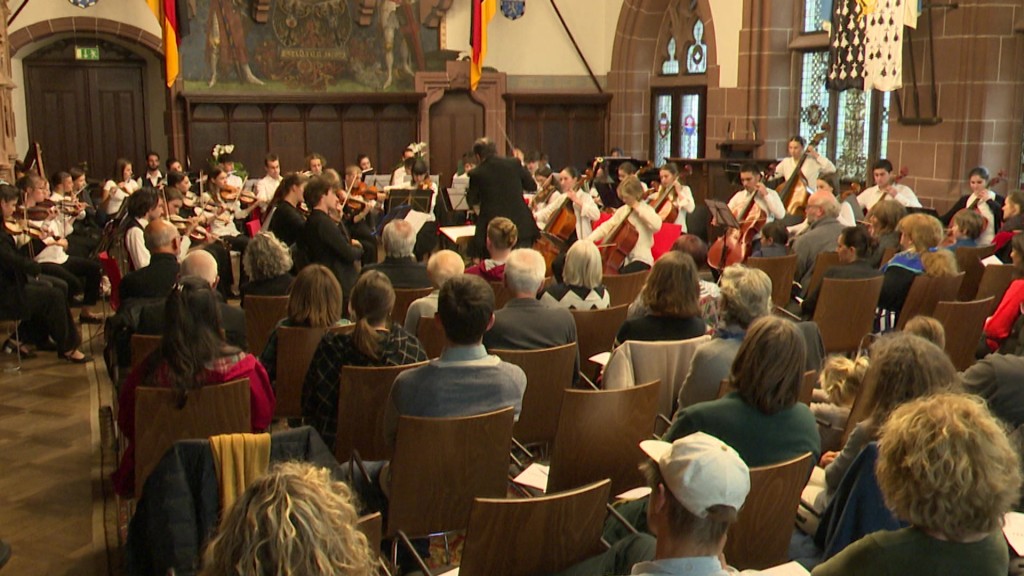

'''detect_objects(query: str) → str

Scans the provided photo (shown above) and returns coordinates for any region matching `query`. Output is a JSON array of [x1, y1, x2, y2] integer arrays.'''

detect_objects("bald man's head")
[[427, 250, 465, 289], [806, 190, 840, 222], [145, 218, 179, 254], [180, 250, 219, 288]]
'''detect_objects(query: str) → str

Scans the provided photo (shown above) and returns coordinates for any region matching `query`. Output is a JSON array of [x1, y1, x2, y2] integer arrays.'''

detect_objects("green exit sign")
[[75, 46, 99, 61]]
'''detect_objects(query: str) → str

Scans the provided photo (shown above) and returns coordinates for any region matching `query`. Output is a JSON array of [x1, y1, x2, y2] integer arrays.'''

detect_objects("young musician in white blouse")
[[939, 166, 1003, 247], [657, 162, 696, 230], [587, 175, 662, 274], [773, 135, 836, 192], [536, 166, 600, 241]]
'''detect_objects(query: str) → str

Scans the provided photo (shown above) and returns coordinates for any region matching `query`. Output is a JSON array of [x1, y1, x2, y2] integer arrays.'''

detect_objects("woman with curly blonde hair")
[[200, 461, 376, 576], [878, 213, 958, 327], [813, 393, 1021, 575]]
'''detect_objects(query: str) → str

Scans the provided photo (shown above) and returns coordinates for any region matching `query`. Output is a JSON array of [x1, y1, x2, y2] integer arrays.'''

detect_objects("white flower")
[[409, 141, 427, 155], [224, 144, 235, 154]]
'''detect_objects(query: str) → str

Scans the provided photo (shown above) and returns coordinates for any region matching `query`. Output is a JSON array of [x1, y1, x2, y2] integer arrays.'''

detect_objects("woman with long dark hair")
[[112, 276, 275, 497]]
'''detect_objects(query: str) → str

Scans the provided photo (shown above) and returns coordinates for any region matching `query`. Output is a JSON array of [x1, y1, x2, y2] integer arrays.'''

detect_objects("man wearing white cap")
[[557, 432, 753, 576]]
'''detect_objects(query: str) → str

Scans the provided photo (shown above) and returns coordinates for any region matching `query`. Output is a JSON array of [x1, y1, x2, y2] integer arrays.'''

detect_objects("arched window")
[[661, 37, 680, 75]]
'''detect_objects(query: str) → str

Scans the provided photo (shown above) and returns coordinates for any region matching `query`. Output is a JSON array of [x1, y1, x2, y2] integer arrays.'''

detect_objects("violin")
[[218, 184, 241, 203], [530, 173, 557, 209], [4, 217, 44, 239]]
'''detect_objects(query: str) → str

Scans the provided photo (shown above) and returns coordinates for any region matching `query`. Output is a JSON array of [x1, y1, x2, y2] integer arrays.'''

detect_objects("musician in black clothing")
[[467, 137, 538, 258], [300, 176, 362, 313], [265, 172, 308, 247]]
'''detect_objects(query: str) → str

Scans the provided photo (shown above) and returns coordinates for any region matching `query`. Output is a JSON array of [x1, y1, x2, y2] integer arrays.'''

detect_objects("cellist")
[[536, 166, 600, 241], [772, 135, 835, 192], [587, 175, 661, 274], [721, 165, 787, 253], [657, 162, 696, 230]]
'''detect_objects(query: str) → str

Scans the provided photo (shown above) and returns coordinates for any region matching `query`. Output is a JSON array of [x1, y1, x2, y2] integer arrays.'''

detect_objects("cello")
[[707, 176, 768, 271], [533, 179, 579, 274], [777, 129, 828, 217], [598, 176, 649, 275]]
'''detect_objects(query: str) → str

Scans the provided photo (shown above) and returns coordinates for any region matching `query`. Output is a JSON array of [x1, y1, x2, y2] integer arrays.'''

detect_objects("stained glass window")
[[799, 52, 830, 153], [654, 94, 672, 164], [686, 20, 707, 75], [662, 37, 680, 76], [803, 0, 834, 33], [679, 94, 700, 159]]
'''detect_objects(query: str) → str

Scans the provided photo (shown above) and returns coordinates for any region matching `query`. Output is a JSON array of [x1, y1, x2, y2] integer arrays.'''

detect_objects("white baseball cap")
[[639, 432, 750, 518]]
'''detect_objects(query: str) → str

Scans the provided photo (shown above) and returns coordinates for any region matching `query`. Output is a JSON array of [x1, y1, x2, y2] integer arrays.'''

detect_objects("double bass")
[[777, 129, 828, 217], [707, 178, 768, 271]]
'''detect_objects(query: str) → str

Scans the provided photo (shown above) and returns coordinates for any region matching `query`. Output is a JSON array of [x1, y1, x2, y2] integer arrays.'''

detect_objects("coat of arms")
[[501, 0, 525, 21], [68, 0, 99, 7]]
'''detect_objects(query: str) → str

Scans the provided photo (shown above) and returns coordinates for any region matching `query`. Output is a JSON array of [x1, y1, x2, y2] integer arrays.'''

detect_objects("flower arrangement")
[[210, 143, 247, 181], [409, 141, 428, 157]]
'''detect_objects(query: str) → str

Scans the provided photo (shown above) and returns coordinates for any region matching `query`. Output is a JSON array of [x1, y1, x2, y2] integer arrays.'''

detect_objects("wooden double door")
[[24, 40, 148, 181]]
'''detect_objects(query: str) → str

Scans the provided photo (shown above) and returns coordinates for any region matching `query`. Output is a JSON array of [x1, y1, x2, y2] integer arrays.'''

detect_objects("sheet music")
[[759, 561, 810, 576], [800, 465, 827, 513], [447, 184, 469, 211], [404, 210, 430, 236], [1005, 512, 1024, 555], [982, 254, 1003, 266], [513, 463, 549, 492], [589, 352, 611, 367], [439, 224, 476, 243]]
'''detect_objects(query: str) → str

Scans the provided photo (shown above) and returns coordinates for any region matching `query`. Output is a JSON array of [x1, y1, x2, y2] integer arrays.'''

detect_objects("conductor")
[[467, 137, 538, 258]]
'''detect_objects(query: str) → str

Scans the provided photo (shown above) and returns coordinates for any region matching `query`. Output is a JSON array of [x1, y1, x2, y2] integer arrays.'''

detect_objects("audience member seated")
[[466, 216, 516, 282], [539, 240, 610, 310], [866, 199, 907, 268], [903, 315, 946, 348], [302, 271, 427, 450], [137, 251, 248, 350], [0, 184, 90, 362], [982, 233, 1024, 354], [615, 252, 706, 346], [240, 232, 294, 304], [812, 355, 867, 452], [751, 220, 789, 258], [118, 218, 182, 304], [817, 334, 957, 505], [801, 225, 882, 318], [403, 250, 464, 334], [812, 393, 1021, 576], [259, 264, 350, 382], [961, 352, 1024, 430], [793, 191, 846, 294], [878, 213, 959, 328], [199, 461, 376, 576], [483, 249, 578, 369], [676, 265, 772, 408], [995, 190, 1024, 260], [628, 235, 721, 331], [112, 276, 275, 497], [558, 433, 752, 576], [943, 209, 984, 250], [362, 219, 431, 288]]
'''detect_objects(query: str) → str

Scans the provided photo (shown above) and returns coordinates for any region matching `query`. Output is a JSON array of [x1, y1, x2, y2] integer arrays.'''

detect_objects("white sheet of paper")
[[759, 561, 810, 575], [800, 465, 827, 512], [404, 209, 430, 236], [437, 568, 459, 576], [1004, 512, 1024, 555], [589, 352, 611, 367], [513, 463, 550, 492], [615, 486, 652, 501], [440, 224, 477, 242], [982, 254, 1004, 266]]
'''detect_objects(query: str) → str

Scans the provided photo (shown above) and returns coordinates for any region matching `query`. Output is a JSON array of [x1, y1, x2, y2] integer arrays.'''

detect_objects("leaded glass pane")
[[679, 94, 700, 159], [654, 94, 672, 164], [803, 0, 834, 33], [662, 37, 680, 76], [835, 89, 871, 181], [799, 52, 830, 152], [879, 91, 890, 161], [686, 21, 707, 74]]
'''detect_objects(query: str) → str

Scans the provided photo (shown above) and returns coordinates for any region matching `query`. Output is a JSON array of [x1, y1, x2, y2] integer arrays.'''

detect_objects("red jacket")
[[984, 279, 1024, 351]]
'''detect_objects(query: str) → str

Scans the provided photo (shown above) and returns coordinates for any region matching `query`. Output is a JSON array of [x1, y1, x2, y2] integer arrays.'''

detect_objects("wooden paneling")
[[506, 94, 611, 173], [429, 91, 484, 184], [183, 95, 421, 175]]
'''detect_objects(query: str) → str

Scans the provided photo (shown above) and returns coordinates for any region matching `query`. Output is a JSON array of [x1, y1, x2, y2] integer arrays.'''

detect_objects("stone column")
[[0, 0, 18, 181]]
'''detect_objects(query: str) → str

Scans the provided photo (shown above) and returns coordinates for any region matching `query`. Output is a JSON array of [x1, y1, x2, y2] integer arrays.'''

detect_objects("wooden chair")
[[571, 304, 629, 384], [748, 254, 799, 309], [717, 370, 814, 405], [602, 335, 710, 417], [879, 246, 897, 268], [387, 408, 515, 552], [130, 334, 162, 370], [134, 378, 252, 497], [723, 452, 813, 570], [547, 380, 660, 496], [895, 272, 965, 330], [976, 264, 1016, 314], [456, 480, 612, 576], [812, 276, 884, 354], [334, 361, 428, 462], [274, 324, 354, 419], [416, 315, 446, 359], [955, 244, 998, 301], [244, 296, 289, 356], [392, 287, 433, 327], [489, 281, 514, 310], [602, 270, 650, 308], [493, 343, 578, 448], [804, 251, 841, 298], [356, 512, 383, 565], [932, 297, 994, 371]]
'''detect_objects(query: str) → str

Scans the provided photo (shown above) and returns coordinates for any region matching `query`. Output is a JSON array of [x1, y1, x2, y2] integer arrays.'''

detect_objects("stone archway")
[[9, 17, 162, 58]]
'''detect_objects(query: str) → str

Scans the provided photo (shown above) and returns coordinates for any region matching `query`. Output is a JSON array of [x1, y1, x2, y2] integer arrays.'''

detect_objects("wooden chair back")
[[244, 296, 289, 356], [879, 246, 897, 268], [932, 297, 994, 371], [747, 254, 799, 309], [718, 370, 814, 405], [723, 452, 813, 570], [130, 334, 162, 370], [416, 315, 446, 359], [334, 361, 429, 462], [805, 251, 841, 297], [955, 245, 998, 301], [392, 287, 434, 327], [134, 379, 251, 497], [570, 304, 629, 383], [356, 512, 383, 556], [490, 281, 514, 310], [603, 335, 710, 417], [812, 276, 884, 354], [458, 480, 612, 576], [841, 363, 881, 446], [976, 264, 1017, 314], [387, 407, 515, 539], [493, 343, 578, 447], [895, 272, 965, 330], [547, 380, 660, 496], [275, 324, 354, 419], [602, 270, 650, 308]]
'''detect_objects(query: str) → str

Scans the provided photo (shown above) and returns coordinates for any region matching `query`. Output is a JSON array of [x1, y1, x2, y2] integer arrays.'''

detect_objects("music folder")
[[705, 198, 740, 229]]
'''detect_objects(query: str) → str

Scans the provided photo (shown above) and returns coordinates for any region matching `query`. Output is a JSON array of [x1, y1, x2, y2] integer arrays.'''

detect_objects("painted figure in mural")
[[208, 0, 264, 87], [380, 0, 426, 90]]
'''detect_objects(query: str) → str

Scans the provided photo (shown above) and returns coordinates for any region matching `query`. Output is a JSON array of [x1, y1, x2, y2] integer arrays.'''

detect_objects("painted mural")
[[179, 0, 449, 93]]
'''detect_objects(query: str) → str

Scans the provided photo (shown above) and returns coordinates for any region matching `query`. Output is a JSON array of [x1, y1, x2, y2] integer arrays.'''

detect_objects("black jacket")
[[0, 233, 40, 320], [267, 201, 306, 247], [301, 210, 362, 296], [939, 193, 1004, 231], [118, 252, 179, 304], [136, 297, 247, 351], [362, 256, 431, 289], [468, 155, 539, 257]]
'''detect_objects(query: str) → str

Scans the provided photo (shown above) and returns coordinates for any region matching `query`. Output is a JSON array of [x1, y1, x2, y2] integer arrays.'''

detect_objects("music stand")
[[360, 168, 376, 182], [445, 184, 469, 211], [366, 175, 391, 190], [593, 181, 622, 210], [705, 199, 739, 229], [387, 187, 432, 213]]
